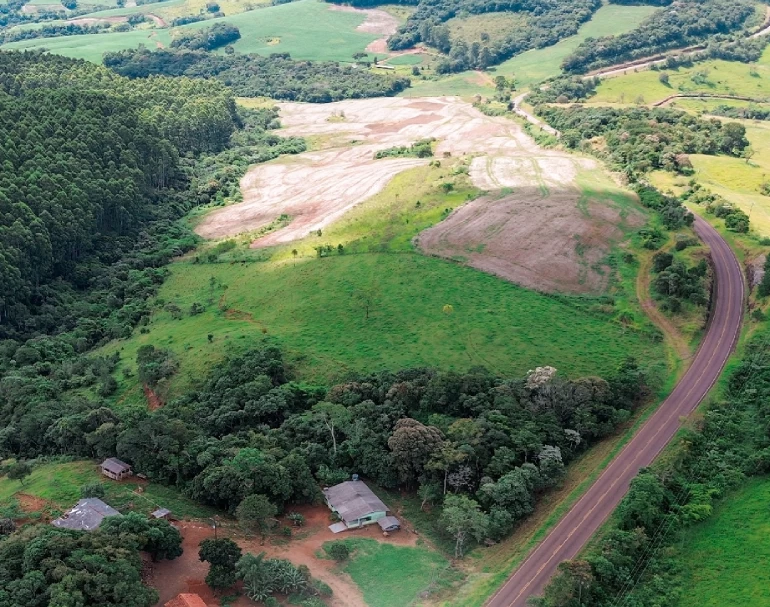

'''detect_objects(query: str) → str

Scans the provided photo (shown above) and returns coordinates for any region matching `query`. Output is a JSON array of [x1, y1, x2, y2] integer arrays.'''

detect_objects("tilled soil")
[[195, 96, 638, 294]]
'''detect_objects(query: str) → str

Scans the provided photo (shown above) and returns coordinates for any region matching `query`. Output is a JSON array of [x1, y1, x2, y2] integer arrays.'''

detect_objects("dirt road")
[[486, 214, 744, 607]]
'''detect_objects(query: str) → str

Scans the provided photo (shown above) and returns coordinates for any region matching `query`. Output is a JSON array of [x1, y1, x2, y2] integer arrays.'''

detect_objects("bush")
[[325, 541, 350, 561], [80, 482, 106, 498], [287, 512, 305, 527]]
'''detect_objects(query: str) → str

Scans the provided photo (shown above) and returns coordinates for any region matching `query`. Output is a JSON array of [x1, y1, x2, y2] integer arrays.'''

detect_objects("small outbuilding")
[[323, 479, 399, 533], [377, 516, 401, 532], [52, 498, 120, 532], [100, 457, 132, 481], [164, 594, 208, 607], [151, 507, 171, 519]]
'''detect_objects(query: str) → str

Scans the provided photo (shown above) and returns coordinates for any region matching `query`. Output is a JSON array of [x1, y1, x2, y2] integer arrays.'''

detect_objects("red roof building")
[[164, 594, 208, 607]]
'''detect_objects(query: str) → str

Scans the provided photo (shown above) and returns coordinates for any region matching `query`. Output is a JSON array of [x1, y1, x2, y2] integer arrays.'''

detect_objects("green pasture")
[[3, 0, 376, 62], [98, 162, 664, 406], [494, 3, 660, 89], [591, 57, 770, 106], [2, 28, 170, 61], [0, 460, 215, 520], [327, 538, 449, 607], [678, 477, 770, 607], [446, 11, 528, 46], [689, 121, 770, 237]]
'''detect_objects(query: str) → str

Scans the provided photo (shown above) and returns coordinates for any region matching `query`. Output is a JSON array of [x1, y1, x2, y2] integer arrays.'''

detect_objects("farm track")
[[486, 215, 745, 607]]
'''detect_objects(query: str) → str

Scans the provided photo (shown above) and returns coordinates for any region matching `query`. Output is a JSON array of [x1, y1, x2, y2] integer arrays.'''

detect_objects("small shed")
[[52, 498, 120, 532], [324, 479, 391, 532], [151, 507, 171, 519], [101, 457, 132, 481], [164, 594, 208, 607], [377, 516, 401, 532]]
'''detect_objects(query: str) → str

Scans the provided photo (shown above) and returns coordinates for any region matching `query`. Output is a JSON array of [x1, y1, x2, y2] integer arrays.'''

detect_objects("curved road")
[[487, 215, 745, 607]]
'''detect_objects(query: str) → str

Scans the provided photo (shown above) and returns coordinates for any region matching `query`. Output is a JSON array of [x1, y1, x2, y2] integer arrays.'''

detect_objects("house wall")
[[346, 510, 387, 529]]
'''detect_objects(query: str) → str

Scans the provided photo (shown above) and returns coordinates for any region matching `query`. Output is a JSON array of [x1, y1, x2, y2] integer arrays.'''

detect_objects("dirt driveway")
[[148, 504, 417, 607]]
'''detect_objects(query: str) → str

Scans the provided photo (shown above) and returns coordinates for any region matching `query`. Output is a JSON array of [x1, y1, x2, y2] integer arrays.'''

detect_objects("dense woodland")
[[535, 106, 749, 178], [562, 0, 758, 73], [535, 328, 770, 607], [332, 0, 601, 72], [104, 48, 411, 102]]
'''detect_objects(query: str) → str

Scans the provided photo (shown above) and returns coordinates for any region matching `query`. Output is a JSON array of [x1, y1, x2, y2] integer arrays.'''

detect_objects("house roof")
[[378, 516, 401, 531], [101, 457, 131, 474], [152, 508, 171, 518], [52, 498, 120, 531], [323, 480, 388, 523], [164, 594, 208, 607]]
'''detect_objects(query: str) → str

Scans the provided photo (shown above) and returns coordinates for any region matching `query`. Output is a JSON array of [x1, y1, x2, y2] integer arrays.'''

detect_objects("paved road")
[[487, 215, 745, 607]]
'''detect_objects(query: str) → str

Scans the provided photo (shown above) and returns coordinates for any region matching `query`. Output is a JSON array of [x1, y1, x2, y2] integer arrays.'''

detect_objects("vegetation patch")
[[327, 538, 449, 607]]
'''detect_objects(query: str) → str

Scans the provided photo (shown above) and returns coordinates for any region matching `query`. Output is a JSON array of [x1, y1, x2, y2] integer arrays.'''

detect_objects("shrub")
[[80, 482, 106, 498], [325, 541, 350, 561]]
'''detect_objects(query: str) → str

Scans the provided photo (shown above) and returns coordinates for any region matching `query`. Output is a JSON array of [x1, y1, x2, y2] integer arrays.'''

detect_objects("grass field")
[[677, 477, 770, 607], [687, 121, 770, 237], [446, 11, 528, 46], [494, 3, 660, 89], [328, 538, 449, 607], [98, 162, 664, 408], [3, 0, 377, 62], [591, 55, 770, 106], [0, 460, 216, 520]]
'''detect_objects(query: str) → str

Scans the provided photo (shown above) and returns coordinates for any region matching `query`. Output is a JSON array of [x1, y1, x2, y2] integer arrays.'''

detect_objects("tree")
[[99, 512, 183, 561], [758, 255, 770, 297], [7, 461, 31, 486], [200, 537, 242, 590], [658, 72, 670, 86], [310, 402, 350, 457], [440, 494, 489, 558], [0, 518, 16, 535], [236, 494, 278, 538], [388, 418, 444, 486]]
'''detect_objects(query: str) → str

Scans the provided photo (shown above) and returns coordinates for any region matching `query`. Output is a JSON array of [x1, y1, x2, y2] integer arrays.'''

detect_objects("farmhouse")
[[324, 479, 400, 533], [100, 457, 132, 481], [51, 498, 120, 531]]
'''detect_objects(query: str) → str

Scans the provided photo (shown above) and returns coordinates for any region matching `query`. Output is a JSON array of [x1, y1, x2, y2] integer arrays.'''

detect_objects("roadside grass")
[[493, 3, 659, 89], [591, 55, 770, 106], [677, 477, 770, 607], [326, 538, 449, 607], [0, 459, 217, 519]]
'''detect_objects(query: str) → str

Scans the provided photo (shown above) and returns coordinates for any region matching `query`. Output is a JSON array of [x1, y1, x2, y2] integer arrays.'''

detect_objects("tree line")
[[103, 47, 412, 102], [562, 0, 757, 74]]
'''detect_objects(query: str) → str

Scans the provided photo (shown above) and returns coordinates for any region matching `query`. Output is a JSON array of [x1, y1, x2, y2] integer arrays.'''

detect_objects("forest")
[[103, 48, 412, 102], [562, 0, 757, 73]]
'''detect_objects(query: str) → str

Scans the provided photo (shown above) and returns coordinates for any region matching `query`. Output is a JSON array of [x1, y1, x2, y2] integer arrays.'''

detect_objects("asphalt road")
[[486, 215, 745, 607]]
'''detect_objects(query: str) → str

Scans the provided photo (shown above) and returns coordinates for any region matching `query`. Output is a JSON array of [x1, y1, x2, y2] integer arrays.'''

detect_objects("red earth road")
[[486, 215, 745, 607]]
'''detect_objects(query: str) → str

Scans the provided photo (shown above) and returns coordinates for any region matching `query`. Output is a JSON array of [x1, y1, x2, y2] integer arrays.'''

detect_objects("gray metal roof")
[[52, 498, 120, 531], [323, 480, 388, 523], [152, 508, 171, 518], [377, 516, 401, 531], [101, 457, 131, 474]]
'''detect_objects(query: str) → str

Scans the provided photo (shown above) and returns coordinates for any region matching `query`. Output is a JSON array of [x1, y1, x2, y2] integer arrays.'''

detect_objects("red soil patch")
[[417, 189, 644, 294], [16, 492, 48, 514], [144, 384, 163, 411], [149, 504, 420, 607]]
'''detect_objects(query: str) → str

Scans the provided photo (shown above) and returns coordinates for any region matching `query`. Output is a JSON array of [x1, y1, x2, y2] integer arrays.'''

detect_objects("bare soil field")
[[328, 3, 400, 53], [195, 96, 636, 294], [148, 504, 418, 607]]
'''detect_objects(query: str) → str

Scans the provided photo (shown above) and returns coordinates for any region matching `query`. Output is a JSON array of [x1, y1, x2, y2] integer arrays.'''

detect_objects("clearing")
[[148, 503, 441, 607], [677, 477, 770, 607], [328, 3, 401, 54], [196, 96, 641, 295]]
